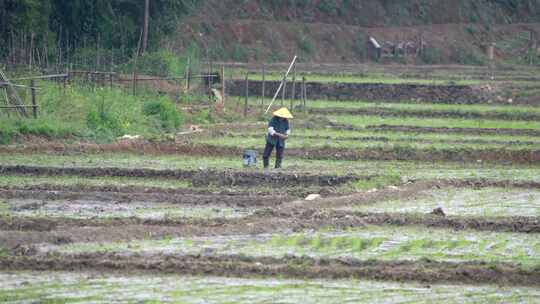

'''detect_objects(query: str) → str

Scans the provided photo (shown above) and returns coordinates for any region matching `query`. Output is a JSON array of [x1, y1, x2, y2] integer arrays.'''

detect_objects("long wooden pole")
[[261, 64, 265, 106], [291, 65, 296, 110], [244, 72, 249, 117], [302, 76, 306, 113], [31, 79, 37, 119], [221, 65, 225, 106], [132, 30, 143, 95], [264, 55, 297, 114]]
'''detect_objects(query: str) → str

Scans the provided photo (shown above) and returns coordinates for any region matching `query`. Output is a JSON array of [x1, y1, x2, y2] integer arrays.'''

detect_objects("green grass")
[[232, 70, 488, 85], [192, 134, 540, 150], [220, 126, 540, 145], [307, 99, 540, 115], [0, 81, 186, 143], [330, 114, 540, 130]]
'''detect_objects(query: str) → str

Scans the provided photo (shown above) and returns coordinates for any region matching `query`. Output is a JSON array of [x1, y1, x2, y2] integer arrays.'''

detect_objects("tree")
[[142, 0, 150, 54]]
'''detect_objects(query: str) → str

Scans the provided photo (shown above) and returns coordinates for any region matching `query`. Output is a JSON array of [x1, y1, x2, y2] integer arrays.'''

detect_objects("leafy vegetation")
[[0, 81, 186, 143], [0, 0, 200, 63]]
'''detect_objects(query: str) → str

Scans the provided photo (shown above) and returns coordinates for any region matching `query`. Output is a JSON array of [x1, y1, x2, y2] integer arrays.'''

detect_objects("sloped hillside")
[[167, 0, 540, 64]]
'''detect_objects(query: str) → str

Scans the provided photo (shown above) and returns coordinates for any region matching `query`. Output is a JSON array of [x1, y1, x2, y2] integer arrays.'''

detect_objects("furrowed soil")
[[219, 132, 540, 150], [1, 253, 539, 286], [0, 165, 359, 187], [1, 163, 539, 295], [2, 140, 540, 163], [309, 107, 540, 121]]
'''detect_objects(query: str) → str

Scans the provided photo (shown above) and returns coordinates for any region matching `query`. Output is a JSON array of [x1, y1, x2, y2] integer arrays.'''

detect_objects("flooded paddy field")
[[41, 226, 540, 268], [3, 68, 540, 302], [341, 186, 540, 217], [3, 271, 539, 304]]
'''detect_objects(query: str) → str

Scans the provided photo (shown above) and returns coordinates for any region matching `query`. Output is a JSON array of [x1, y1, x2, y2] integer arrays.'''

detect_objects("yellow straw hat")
[[273, 107, 293, 119]]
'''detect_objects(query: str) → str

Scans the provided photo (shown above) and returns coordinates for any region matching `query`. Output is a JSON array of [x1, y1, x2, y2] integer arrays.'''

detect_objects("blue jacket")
[[266, 116, 290, 148]]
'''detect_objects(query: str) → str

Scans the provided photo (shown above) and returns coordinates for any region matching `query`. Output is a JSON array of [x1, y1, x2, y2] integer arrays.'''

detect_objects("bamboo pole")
[[291, 64, 296, 110], [261, 64, 265, 106], [302, 76, 306, 113], [221, 66, 226, 107], [31, 79, 37, 118], [264, 55, 297, 114], [244, 72, 249, 117], [132, 30, 143, 96]]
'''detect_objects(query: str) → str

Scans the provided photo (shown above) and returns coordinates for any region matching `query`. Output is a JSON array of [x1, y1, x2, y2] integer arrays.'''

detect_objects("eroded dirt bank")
[[228, 80, 490, 104]]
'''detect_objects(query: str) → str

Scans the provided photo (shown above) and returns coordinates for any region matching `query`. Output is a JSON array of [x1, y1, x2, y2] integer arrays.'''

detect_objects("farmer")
[[263, 107, 293, 169]]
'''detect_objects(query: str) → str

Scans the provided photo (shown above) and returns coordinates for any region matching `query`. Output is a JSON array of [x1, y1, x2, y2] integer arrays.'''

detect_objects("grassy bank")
[[0, 82, 184, 144]]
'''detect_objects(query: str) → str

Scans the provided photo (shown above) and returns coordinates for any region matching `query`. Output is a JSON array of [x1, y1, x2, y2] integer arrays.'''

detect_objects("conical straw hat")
[[273, 107, 293, 119]]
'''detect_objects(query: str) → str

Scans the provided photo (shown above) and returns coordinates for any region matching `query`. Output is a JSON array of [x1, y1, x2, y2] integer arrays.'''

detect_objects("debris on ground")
[[305, 194, 322, 201], [431, 207, 446, 217]]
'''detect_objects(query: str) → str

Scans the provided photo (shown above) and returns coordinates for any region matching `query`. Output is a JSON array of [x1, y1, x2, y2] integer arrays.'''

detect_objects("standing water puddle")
[[2, 198, 253, 220], [1, 271, 539, 303], [340, 187, 540, 217], [44, 226, 540, 267]]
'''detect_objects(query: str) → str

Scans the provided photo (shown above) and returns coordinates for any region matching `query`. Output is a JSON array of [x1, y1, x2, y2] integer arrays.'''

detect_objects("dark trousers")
[[263, 142, 284, 168]]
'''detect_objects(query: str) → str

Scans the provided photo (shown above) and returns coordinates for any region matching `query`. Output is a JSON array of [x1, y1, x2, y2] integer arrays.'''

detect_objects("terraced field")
[[2, 67, 540, 303]]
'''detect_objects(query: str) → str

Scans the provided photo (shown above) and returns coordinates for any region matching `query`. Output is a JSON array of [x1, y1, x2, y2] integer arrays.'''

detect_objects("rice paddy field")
[[1, 64, 540, 303]]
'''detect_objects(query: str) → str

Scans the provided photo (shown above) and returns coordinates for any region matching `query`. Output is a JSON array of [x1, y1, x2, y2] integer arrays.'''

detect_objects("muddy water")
[[344, 187, 540, 217], [3, 199, 254, 220], [44, 226, 540, 268], [1, 271, 539, 303]]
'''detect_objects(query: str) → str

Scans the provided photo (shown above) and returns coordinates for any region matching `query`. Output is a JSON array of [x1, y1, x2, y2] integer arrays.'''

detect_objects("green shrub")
[[143, 99, 184, 131], [450, 46, 486, 65], [231, 43, 248, 62], [87, 106, 124, 139], [121, 49, 189, 77], [298, 35, 314, 56], [352, 33, 367, 59], [421, 47, 444, 64], [0, 124, 15, 144], [318, 0, 338, 14], [191, 109, 214, 124], [0, 77, 187, 144]]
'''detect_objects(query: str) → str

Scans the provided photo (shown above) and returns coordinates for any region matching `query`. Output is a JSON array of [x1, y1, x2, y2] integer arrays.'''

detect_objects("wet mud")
[[0, 189, 291, 208], [1, 253, 538, 286], [2, 204, 537, 234], [3, 140, 540, 163], [4, 139, 540, 164], [0, 165, 358, 187]]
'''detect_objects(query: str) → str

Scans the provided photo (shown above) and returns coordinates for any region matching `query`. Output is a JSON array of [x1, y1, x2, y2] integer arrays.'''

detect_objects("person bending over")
[[263, 107, 293, 169]]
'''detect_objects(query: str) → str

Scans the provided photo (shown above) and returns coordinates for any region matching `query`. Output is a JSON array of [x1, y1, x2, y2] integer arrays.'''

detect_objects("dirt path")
[[1, 253, 538, 286]]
